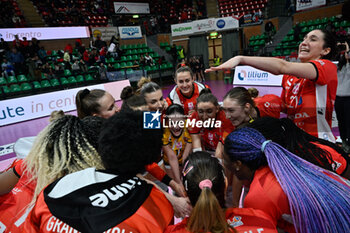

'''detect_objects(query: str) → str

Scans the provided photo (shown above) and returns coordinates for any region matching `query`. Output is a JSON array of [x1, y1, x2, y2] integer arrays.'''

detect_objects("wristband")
[[162, 174, 172, 186], [193, 147, 202, 152]]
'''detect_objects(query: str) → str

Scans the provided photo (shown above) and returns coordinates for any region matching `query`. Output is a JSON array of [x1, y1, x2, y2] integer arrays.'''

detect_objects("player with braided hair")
[[23, 110, 174, 233], [0, 115, 104, 233], [247, 117, 350, 178], [224, 127, 350, 233]]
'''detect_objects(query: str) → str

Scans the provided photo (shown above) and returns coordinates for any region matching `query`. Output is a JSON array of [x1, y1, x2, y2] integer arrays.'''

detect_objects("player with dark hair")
[[163, 104, 192, 184], [189, 89, 234, 158], [76, 88, 120, 119], [247, 117, 350, 178], [166, 152, 278, 233], [224, 127, 350, 233], [138, 77, 166, 112], [166, 66, 209, 115], [208, 29, 338, 141]]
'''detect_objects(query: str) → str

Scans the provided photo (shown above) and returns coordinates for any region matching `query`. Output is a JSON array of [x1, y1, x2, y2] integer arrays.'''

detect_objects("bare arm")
[[215, 141, 224, 160], [231, 174, 243, 208], [163, 145, 182, 184], [206, 56, 318, 80], [137, 174, 192, 217], [190, 134, 202, 151], [182, 142, 192, 165], [0, 169, 20, 195]]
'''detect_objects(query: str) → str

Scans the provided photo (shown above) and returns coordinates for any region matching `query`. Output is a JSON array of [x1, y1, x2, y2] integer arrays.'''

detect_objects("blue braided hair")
[[224, 127, 350, 233]]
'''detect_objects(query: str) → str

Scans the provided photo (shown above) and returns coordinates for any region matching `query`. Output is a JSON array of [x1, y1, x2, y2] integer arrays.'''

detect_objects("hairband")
[[248, 114, 254, 123], [80, 89, 90, 99], [182, 160, 193, 177], [261, 140, 271, 152], [199, 179, 212, 190]]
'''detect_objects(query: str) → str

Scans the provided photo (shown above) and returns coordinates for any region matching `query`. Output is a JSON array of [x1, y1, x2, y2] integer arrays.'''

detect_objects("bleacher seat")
[[85, 74, 94, 81], [68, 76, 77, 84], [10, 84, 21, 92], [32, 81, 41, 89], [0, 77, 7, 85], [50, 79, 60, 87], [7, 76, 18, 84], [21, 83, 32, 91], [17, 74, 28, 82], [76, 75, 85, 83], [60, 77, 69, 85]]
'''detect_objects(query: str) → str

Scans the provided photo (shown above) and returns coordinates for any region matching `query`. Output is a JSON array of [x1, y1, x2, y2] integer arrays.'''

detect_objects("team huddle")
[[0, 29, 349, 233]]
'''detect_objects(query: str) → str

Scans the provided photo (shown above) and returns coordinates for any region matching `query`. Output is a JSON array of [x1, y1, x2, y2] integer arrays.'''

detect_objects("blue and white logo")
[[143, 110, 161, 129], [238, 70, 247, 81], [122, 27, 139, 36], [216, 19, 225, 29]]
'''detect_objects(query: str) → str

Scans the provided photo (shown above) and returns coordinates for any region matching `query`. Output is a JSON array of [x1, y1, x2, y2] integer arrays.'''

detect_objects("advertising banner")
[[118, 26, 142, 39], [240, 12, 263, 26], [171, 17, 239, 37], [215, 17, 239, 31], [0, 80, 130, 126], [233, 66, 283, 86], [0, 27, 90, 42], [192, 18, 216, 33], [114, 2, 150, 14], [91, 27, 118, 42], [171, 22, 194, 37], [296, 0, 326, 12]]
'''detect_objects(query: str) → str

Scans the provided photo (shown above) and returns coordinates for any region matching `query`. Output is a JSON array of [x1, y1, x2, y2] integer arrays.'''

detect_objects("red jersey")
[[312, 142, 347, 175], [165, 208, 277, 233], [166, 81, 208, 115], [243, 167, 296, 233], [281, 59, 337, 141], [0, 160, 36, 233], [145, 162, 167, 181], [23, 168, 173, 233], [188, 110, 234, 151], [254, 94, 283, 119]]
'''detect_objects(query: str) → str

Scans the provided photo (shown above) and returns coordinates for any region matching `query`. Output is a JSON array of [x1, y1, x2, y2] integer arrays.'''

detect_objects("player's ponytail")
[[187, 187, 230, 233], [183, 152, 233, 233]]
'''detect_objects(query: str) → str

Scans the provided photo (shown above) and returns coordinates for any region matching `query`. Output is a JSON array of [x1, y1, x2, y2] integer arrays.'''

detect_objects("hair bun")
[[120, 86, 134, 100]]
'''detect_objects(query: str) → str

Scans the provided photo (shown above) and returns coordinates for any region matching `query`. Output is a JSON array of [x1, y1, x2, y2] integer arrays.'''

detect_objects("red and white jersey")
[[312, 142, 348, 175], [0, 160, 36, 233], [254, 94, 283, 119], [281, 59, 337, 141], [166, 81, 209, 115], [165, 208, 278, 233], [23, 168, 173, 233], [188, 110, 234, 151]]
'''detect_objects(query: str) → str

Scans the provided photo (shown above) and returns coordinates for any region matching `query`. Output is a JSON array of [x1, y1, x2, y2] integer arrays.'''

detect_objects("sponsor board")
[[0, 80, 130, 126], [233, 66, 282, 86], [215, 17, 239, 31], [0, 143, 14, 157], [0, 27, 90, 42], [241, 13, 263, 26], [296, 0, 326, 11], [171, 17, 239, 37], [114, 2, 150, 14], [192, 18, 216, 33], [171, 22, 194, 37], [91, 27, 118, 42], [118, 26, 142, 39]]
